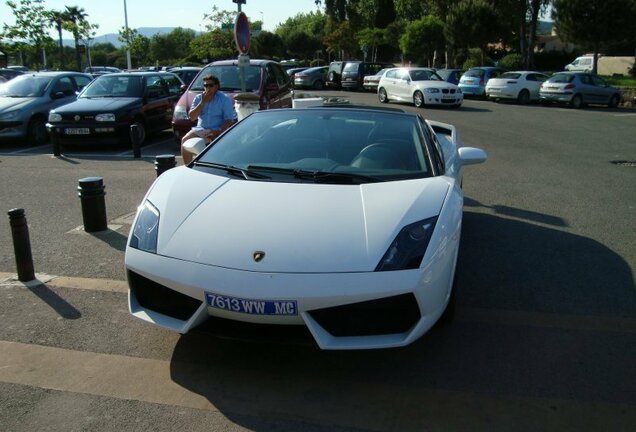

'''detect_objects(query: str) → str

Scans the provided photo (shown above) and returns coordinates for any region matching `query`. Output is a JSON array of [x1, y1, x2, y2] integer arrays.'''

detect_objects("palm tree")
[[64, 6, 88, 71], [47, 10, 68, 70]]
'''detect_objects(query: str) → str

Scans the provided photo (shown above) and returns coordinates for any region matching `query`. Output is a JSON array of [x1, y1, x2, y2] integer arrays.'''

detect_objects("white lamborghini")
[[126, 105, 487, 350]]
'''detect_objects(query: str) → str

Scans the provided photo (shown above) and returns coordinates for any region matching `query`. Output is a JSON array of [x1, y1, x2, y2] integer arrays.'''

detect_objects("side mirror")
[[458, 147, 487, 166], [182, 137, 206, 157], [180, 84, 187, 94]]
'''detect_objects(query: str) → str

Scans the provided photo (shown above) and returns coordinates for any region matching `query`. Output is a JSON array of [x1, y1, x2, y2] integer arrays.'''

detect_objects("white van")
[[565, 56, 593, 72]]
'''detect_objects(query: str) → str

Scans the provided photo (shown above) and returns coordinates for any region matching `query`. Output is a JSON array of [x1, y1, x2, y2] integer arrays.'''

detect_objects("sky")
[[1, 0, 322, 36]]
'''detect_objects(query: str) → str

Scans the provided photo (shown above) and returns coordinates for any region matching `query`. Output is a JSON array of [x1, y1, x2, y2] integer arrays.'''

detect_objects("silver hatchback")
[[539, 72, 621, 108]]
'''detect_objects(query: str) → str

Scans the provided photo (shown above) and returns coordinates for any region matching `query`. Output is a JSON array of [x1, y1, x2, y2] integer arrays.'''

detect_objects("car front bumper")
[[125, 243, 456, 350]]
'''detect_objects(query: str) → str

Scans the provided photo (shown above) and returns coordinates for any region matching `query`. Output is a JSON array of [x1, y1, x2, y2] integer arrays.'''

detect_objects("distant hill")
[[62, 27, 197, 48]]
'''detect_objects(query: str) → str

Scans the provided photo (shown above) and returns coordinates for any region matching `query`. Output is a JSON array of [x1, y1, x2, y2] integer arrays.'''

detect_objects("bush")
[[498, 53, 524, 70], [461, 48, 493, 69]]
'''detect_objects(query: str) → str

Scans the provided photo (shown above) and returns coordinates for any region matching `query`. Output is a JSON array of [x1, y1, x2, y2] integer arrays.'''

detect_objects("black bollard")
[[8, 208, 35, 282], [155, 154, 176, 177], [77, 177, 108, 232], [130, 124, 141, 159], [50, 126, 61, 157]]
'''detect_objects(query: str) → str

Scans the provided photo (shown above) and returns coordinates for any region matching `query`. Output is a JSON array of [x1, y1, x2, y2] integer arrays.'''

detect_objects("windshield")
[[81, 75, 143, 97], [0, 75, 52, 97], [409, 69, 442, 81], [191, 65, 262, 92], [196, 109, 432, 183]]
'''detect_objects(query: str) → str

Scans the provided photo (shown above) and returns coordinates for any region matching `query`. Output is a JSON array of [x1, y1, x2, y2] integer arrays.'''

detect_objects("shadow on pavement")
[[168, 211, 635, 430], [90, 228, 128, 252], [28, 281, 82, 319]]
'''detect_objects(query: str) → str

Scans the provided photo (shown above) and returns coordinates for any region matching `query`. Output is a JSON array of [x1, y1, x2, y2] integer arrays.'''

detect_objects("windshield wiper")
[[193, 161, 270, 179], [247, 165, 381, 184]]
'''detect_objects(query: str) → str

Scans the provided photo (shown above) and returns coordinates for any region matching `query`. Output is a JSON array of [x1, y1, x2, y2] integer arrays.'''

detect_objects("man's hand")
[[201, 88, 214, 104]]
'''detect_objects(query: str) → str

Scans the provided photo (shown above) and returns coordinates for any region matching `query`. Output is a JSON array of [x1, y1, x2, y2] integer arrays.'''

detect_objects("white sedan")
[[378, 67, 463, 108], [126, 106, 486, 350], [485, 71, 549, 104]]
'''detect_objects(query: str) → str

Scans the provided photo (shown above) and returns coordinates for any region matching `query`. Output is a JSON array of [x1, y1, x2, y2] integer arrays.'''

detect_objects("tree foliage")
[[2, 0, 52, 69], [399, 15, 445, 66]]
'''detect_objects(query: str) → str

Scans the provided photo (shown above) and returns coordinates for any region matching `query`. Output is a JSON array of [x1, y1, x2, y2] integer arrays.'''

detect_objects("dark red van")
[[171, 59, 293, 141]]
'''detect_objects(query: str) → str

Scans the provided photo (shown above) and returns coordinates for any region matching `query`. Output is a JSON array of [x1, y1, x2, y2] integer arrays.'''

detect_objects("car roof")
[[22, 71, 89, 77], [210, 59, 277, 66]]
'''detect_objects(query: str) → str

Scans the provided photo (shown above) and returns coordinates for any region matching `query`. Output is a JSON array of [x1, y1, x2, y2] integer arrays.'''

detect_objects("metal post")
[[51, 126, 61, 157], [155, 154, 176, 177], [130, 124, 141, 159], [8, 208, 35, 282], [77, 177, 108, 233]]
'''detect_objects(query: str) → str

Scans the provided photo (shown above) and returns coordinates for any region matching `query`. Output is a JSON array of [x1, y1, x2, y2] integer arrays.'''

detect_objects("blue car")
[[458, 67, 505, 97]]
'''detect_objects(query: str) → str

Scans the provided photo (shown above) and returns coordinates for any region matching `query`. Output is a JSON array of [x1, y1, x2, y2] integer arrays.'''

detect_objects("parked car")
[[485, 71, 550, 104], [286, 67, 309, 84], [362, 68, 390, 91], [539, 72, 621, 109], [125, 105, 487, 349], [47, 72, 184, 146], [0, 71, 93, 145], [325, 61, 345, 89], [166, 66, 202, 86], [0, 68, 25, 82], [294, 66, 328, 90], [341, 61, 394, 91], [171, 59, 293, 142], [378, 67, 463, 108], [564, 55, 593, 73], [435, 68, 463, 85], [84, 66, 122, 78], [458, 67, 505, 97], [7, 65, 30, 73]]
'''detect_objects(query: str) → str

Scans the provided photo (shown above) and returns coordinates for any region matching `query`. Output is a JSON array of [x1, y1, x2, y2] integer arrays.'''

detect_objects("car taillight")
[[564, 84, 575, 90]]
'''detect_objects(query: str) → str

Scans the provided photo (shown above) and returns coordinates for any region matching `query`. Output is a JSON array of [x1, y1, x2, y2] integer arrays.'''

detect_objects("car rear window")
[[549, 73, 575, 83], [343, 63, 360, 72], [464, 69, 485, 78], [501, 72, 521, 79]]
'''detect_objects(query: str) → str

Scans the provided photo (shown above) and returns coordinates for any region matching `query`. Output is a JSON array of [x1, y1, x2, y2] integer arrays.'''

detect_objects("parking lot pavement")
[[1, 271, 635, 431]]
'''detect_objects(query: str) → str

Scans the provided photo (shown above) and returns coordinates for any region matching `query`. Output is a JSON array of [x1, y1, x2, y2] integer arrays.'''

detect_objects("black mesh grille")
[[128, 270, 202, 321], [308, 293, 420, 337]]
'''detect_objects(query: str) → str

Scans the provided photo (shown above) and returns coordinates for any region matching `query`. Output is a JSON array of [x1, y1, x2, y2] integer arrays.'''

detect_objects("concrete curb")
[[0, 271, 127, 293]]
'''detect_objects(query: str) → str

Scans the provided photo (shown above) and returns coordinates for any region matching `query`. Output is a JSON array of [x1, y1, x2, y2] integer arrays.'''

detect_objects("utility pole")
[[123, 0, 132, 70]]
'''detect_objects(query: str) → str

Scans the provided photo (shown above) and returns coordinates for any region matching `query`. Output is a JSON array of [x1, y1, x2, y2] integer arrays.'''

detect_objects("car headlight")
[[424, 88, 440, 94], [375, 217, 438, 271], [129, 200, 160, 253], [173, 105, 188, 120], [0, 110, 20, 121], [95, 113, 116, 122], [48, 112, 62, 122]]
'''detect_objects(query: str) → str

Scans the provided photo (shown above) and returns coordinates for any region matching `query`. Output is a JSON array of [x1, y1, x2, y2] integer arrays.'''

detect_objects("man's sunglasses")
[[203, 83, 217, 88]]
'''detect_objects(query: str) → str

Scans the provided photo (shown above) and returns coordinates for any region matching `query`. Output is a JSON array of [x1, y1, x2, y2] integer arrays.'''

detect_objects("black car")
[[47, 72, 183, 146], [325, 61, 345, 89], [166, 66, 202, 86], [340, 61, 394, 91]]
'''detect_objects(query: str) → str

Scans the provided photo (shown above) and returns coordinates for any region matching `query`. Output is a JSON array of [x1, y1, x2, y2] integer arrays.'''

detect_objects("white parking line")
[[2, 144, 50, 154]]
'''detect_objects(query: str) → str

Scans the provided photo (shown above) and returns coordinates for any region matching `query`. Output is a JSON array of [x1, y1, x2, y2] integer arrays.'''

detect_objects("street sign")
[[234, 12, 250, 54]]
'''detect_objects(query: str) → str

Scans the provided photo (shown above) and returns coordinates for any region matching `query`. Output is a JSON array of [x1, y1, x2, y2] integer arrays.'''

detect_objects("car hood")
[[0, 97, 36, 112], [143, 167, 450, 273], [53, 97, 140, 113]]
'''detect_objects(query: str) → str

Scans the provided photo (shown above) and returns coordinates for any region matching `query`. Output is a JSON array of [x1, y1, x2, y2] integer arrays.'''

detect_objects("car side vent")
[[128, 270, 202, 321], [308, 293, 420, 337]]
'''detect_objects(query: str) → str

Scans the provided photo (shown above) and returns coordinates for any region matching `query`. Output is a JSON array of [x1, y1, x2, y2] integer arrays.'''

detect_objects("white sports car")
[[485, 71, 549, 104], [378, 67, 463, 108], [126, 106, 486, 350]]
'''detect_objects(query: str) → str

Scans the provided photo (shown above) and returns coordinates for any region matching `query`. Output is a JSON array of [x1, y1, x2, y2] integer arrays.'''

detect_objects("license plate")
[[65, 128, 90, 135], [205, 292, 298, 316], [345, 78, 353, 81], [465, 80, 474, 84]]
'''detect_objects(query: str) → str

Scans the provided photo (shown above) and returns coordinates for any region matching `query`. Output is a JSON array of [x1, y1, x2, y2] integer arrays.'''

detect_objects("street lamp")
[[123, 0, 132, 70]]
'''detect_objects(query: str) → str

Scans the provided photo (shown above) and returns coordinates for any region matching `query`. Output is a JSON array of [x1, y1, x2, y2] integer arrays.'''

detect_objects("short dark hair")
[[202, 74, 220, 86]]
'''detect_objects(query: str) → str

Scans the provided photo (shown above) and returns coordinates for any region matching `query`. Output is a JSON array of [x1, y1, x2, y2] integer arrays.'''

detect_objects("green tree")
[[357, 27, 386, 62], [118, 28, 150, 67], [322, 19, 359, 60], [150, 28, 196, 63], [252, 31, 285, 59], [190, 30, 235, 62], [203, 5, 237, 31], [445, 0, 502, 65], [1, 0, 52, 69], [63, 6, 89, 71], [399, 15, 445, 66], [552, 0, 636, 74], [46, 9, 70, 69]]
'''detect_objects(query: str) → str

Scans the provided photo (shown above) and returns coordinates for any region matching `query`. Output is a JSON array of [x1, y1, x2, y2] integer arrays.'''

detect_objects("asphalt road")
[[0, 93, 635, 431]]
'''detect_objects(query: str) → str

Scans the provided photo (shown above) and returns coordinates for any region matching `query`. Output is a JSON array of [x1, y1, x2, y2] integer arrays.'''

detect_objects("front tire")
[[609, 94, 620, 108], [130, 120, 146, 146], [378, 87, 388, 103], [413, 90, 425, 108], [27, 116, 48, 145], [313, 80, 324, 90]]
